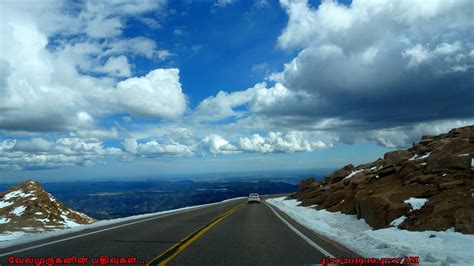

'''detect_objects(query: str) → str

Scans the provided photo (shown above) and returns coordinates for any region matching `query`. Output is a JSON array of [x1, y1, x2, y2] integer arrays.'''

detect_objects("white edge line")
[[0, 199, 243, 257], [264, 201, 334, 258]]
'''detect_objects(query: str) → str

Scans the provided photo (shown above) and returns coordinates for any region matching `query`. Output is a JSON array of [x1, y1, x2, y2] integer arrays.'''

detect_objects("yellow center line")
[[147, 204, 242, 266]]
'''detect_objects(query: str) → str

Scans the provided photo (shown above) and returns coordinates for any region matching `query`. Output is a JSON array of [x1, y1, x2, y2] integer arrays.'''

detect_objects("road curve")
[[0, 197, 356, 265]]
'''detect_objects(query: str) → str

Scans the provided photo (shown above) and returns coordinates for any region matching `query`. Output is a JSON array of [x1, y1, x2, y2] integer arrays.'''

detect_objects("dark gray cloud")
[[261, 0, 474, 132]]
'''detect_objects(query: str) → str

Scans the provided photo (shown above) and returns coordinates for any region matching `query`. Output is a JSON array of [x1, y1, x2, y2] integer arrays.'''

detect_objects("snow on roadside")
[[266, 197, 474, 266], [0, 197, 245, 248]]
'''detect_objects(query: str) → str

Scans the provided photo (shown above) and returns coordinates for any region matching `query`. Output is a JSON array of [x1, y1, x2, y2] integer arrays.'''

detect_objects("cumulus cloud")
[[239, 131, 328, 153], [96, 55, 132, 77], [195, 0, 473, 149], [123, 138, 194, 157], [0, 1, 186, 133], [0, 138, 122, 171], [200, 135, 239, 155], [269, 0, 474, 132], [110, 69, 187, 119], [194, 82, 298, 122]]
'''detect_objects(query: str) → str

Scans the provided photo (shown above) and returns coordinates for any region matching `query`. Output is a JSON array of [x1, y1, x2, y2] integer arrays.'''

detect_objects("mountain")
[[291, 125, 474, 234], [0, 180, 95, 235]]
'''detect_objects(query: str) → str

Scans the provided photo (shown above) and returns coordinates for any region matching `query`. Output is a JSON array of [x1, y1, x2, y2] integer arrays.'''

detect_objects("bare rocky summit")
[[290, 125, 474, 234], [0, 180, 95, 235]]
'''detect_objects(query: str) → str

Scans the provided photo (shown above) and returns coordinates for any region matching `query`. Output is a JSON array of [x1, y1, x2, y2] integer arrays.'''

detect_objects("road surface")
[[0, 197, 357, 265]]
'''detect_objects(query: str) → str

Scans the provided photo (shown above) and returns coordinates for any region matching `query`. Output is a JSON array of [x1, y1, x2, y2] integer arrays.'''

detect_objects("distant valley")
[[50, 180, 299, 220], [0, 179, 302, 220]]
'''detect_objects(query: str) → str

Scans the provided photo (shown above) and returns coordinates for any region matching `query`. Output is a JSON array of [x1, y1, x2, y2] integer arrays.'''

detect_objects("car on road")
[[247, 193, 261, 204]]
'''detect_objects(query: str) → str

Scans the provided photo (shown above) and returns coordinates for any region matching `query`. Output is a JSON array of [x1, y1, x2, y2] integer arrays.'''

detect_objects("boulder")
[[439, 180, 465, 190], [325, 164, 354, 184], [320, 190, 346, 209], [378, 165, 397, 178], [427, 153, 471, 172], [299, 178, 317, 191], [355, 195, 410, 229], [290, 125, 474, 234], [448, 126, 474, 139], [399, 160, 420, 178], [454, 209, 474, 234], [383, 150, 413, 166]]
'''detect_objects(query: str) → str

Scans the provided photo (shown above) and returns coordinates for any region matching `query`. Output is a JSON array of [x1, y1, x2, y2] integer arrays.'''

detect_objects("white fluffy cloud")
[[0, 1, 185, 132], [274, 0, 473, 111], [111, 69, 187, 119], [239, 131, 328, 153], [194, 0, 474, 149], [123, 138, 194, 157], [200, 135, 239, 155], [194, 82, 295, 122], [96, 55, 132, 77], [0, 138, 122, 170]]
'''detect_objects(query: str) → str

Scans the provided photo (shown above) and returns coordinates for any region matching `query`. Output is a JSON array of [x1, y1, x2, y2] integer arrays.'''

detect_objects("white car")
[[247, 193, 261, 204]]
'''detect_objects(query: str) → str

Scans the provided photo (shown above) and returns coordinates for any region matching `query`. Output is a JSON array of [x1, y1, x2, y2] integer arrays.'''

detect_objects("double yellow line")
[[147, 204, 241, 266]]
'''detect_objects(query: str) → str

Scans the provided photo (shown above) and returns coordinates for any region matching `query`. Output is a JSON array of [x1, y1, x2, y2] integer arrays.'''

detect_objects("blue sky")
[[1, 0, 473, 183]]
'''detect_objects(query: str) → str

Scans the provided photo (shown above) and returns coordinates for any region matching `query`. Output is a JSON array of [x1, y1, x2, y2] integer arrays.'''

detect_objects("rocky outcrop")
[[0, 180, 95, 235], [290, 125, 474, 234]]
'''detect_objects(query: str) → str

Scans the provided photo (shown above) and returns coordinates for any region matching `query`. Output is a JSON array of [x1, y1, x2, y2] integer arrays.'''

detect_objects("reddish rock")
[[325, 164, 354, 184], [290, 125, 474, 234], [454, 209, 474, 234], [427, 153, 471, 172], [384, 150, 413, 166]]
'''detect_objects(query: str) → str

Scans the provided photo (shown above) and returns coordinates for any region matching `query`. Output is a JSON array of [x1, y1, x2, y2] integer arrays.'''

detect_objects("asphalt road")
[[0, 197, 357, 266]]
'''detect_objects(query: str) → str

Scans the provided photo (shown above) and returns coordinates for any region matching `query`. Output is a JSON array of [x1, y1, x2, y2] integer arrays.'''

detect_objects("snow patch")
[[0, 201, 14, 209], [10, 206, 26, 216], [60, 215, 81, 227], [404, 197, 428, 211], [35, 218, 49, 223], [409, 152, 431, 161], [267, 197, 474, 266], [344, 169, 364, 179], [390, 216, 407, 226], [0, 218, 10, 224], [4, 190, 34, 200]]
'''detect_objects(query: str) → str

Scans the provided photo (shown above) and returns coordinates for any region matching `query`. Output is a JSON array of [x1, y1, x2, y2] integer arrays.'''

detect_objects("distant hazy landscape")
[[0, 169, 332, 220]]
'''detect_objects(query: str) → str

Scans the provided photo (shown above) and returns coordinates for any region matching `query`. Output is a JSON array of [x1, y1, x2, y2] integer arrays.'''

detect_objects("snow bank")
[[267, 197, 474, 266], [0, 197, 245, 248]]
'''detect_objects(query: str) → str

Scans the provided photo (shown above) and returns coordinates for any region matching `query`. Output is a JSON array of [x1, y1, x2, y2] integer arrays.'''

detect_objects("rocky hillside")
[[290, 125, 474, 234], [0, 180, 95, 235]]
